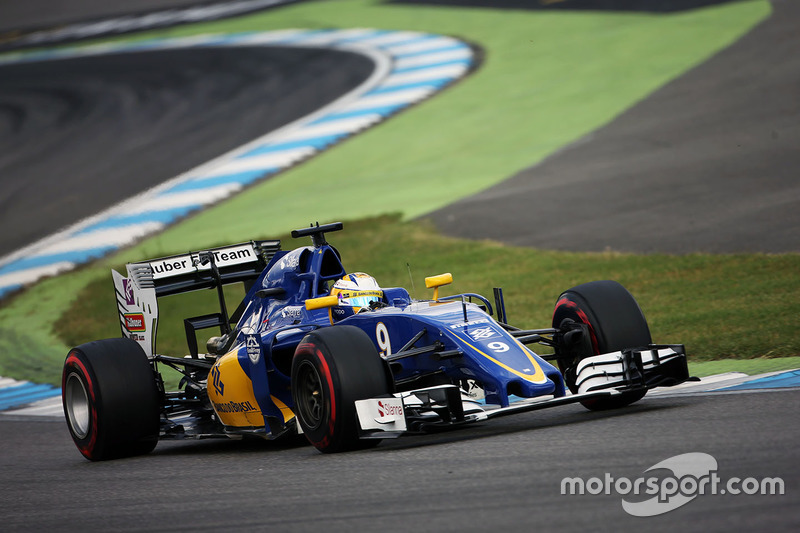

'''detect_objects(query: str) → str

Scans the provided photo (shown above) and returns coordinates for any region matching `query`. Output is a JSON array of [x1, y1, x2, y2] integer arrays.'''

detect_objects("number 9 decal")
[[487, 341, 509, 353], [376, 322, 391, 357]]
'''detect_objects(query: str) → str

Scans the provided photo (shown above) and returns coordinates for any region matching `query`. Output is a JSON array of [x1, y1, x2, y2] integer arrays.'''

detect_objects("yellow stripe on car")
[[460, 337, 547, 384]]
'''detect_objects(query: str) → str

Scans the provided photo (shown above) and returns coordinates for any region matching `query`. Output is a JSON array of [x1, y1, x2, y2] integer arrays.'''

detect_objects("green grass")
[[688, 357, 800, 378], [62, 0, 771, 250], [0, 268, 104, 384], [1, 0, 789, 385], [10, 215, 793, 386]]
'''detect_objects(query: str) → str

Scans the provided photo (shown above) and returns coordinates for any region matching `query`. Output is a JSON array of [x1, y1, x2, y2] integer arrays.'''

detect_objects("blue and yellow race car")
[[62, 222, 689, 460]]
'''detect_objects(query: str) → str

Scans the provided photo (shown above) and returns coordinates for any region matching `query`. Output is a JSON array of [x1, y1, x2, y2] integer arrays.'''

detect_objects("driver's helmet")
[[330, 273, 383, 320]]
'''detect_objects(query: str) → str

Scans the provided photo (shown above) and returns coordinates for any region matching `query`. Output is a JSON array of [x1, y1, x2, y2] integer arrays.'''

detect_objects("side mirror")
[[425, 273, 453, 301], [255, 287, 286, 299]]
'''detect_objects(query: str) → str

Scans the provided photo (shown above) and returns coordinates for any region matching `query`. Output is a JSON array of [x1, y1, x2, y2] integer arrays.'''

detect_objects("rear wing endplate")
[[112, 240, 280, 356]]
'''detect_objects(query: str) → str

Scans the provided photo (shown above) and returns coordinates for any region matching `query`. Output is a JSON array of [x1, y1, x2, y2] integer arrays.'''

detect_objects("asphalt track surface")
[[1, 0, 798, 531], [430, 0, 800, 254], [0, 47, 373, 256], [0, 0, 257, 32], [1, 389, 798, 531]]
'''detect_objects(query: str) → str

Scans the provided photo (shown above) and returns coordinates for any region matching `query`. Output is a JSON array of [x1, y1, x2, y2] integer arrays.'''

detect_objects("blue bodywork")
[[223, 238, 565, 433]]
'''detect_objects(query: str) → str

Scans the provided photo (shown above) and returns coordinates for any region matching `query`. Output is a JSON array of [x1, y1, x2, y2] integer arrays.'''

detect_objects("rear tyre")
[[292, 326, 391, 453], [62, 338, 161, 460], [552, 280, 651, 411]]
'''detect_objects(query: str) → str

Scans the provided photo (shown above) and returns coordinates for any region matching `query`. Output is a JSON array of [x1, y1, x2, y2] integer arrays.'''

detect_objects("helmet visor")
[[337, 289, 383, 308]]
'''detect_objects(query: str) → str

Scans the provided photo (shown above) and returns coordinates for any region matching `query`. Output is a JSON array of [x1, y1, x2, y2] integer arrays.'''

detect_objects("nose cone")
[[481, 354, 566, 407], [509, 375, 556, 399]]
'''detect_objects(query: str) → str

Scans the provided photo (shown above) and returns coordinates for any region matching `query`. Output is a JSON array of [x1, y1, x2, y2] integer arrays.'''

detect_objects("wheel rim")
[[65, 372, 91, 439], [296, 360, 325, 430]]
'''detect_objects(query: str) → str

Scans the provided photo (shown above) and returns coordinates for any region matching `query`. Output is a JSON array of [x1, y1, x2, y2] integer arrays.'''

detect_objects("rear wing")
[[112, 240, 281, 356]]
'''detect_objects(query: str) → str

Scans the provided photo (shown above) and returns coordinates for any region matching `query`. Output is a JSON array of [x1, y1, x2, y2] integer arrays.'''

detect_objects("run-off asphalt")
[[429, 0, 800, 254], [0, 46, 374, 257]]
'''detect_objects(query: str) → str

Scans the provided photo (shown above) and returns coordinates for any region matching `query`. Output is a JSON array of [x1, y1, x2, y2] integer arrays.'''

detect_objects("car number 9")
[[376, 322, 391, 357]]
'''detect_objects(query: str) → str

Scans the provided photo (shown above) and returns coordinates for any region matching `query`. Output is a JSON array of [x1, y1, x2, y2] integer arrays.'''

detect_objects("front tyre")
[[553, 280, 651, 411], [292, 326, 391, 453], [62, 338, 161, 460]]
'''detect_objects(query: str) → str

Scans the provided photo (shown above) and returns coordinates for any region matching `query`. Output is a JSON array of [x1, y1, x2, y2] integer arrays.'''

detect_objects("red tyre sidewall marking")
[[555, 298, 605, 407], [555, 298, 600, 354], [315, 348, 337, 448], [295, 342, 337, 449], [64, 352, 98, 456]]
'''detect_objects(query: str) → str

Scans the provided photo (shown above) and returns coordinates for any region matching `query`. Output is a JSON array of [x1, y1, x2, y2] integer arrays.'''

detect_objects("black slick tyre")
[[291, 325, 390, 453], [62, 338, 161, 460], [552, 280, 651, 411]]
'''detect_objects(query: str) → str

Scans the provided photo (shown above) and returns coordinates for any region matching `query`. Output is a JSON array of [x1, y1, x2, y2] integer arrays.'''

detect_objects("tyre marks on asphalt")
[[1, 44, 375, 258], [0, 29, 477, 300], [0, 0, 301, 49]]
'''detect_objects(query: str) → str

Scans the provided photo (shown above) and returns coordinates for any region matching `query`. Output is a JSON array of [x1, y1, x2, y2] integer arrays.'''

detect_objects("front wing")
[[355, 344, 689, 438]]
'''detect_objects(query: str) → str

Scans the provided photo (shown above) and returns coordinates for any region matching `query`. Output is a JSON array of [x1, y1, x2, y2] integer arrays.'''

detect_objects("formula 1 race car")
[[62, 222, 689, 460]]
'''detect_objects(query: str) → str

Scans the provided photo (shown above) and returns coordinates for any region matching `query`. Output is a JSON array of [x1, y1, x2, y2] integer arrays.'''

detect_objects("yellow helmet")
[[330, 273, 383, 319]]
